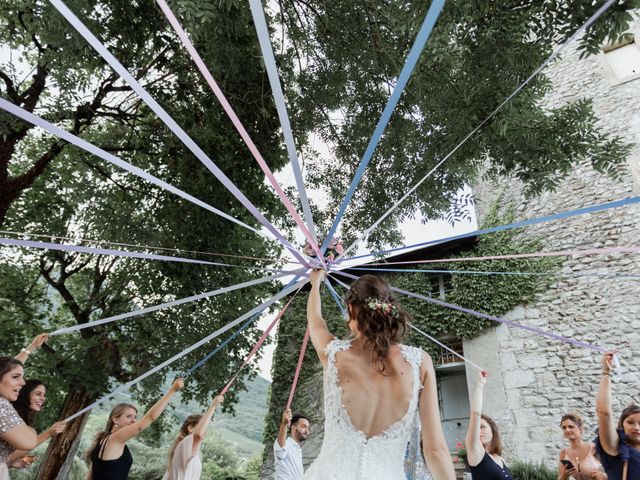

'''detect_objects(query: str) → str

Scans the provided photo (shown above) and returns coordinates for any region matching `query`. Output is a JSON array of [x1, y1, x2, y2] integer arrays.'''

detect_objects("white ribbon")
[[64, 278, 308, 422], [51, 270, 301, 335]]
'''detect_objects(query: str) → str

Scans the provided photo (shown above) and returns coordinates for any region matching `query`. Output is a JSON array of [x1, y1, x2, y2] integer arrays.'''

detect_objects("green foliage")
[[509, 459, 558, 480], [241, 454, 263, 480], [397, 202, 562, 354], [276, 0, 636, 250]]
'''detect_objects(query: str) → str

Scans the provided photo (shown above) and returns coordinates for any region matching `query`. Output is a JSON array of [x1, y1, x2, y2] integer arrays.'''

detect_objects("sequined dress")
[[304, 339, 423, 480], [1, 396, 24, 479]]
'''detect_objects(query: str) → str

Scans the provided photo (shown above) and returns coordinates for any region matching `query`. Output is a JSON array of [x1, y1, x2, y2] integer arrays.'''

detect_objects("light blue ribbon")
[[249, 0, 318, 240], [322, 0, 445, 253], [343, 195, 640, 262]]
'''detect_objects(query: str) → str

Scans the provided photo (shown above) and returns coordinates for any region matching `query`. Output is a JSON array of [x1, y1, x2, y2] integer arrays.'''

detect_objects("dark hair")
[[481, 414, 502, 455], [560, 412, 584, 430], [618, 404, 640, 430], [12, 379, 44, 426], [291, 414, 310, 428], [0, 357, 23, 381], [344, 275, 409, 373]]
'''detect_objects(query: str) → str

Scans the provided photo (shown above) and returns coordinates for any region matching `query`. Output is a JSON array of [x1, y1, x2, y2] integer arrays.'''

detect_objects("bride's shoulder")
[[398, 344, 426, 364], [325, 337, 352, 355]]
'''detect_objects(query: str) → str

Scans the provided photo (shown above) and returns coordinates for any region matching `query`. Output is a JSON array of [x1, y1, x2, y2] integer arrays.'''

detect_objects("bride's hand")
[[310, 269, 326, 287]]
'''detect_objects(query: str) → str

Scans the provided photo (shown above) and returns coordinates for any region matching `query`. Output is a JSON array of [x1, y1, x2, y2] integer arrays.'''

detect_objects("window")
[[435, 337, 464, 367], [601, 36, 640, 85], [428, 273, 451, 299]]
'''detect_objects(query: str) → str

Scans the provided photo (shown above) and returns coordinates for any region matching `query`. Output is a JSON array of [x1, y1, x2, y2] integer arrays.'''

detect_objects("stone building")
[[261, 16, 640, 478], [466, 16, 640, 463]]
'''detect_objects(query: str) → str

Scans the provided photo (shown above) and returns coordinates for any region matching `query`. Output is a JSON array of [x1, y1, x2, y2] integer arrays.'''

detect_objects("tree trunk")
[[36, 386, 92, 480]]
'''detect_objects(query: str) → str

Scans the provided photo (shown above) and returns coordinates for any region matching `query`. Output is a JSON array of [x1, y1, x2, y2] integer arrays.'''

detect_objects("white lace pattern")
[[303, 339, 424, 480]]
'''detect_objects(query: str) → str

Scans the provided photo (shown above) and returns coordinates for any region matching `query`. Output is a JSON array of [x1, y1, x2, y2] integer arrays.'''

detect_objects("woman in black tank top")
[[90, 432, 133, 480], [465, 371, 514, 480], [84, 378, 183, 479]]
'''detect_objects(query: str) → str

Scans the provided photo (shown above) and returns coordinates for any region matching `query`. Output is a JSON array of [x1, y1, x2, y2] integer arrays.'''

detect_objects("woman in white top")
[[304, 271, 455, 480], [164, 394, 224, 480]]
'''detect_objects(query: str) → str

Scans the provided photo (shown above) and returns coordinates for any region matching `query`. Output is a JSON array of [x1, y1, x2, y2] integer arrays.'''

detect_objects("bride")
[[304, 270, 455, 479]]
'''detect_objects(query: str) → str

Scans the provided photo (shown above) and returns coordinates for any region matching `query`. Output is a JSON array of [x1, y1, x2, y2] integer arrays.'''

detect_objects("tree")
[[275, 0, 638, 249], [0, 0, 293, 477]]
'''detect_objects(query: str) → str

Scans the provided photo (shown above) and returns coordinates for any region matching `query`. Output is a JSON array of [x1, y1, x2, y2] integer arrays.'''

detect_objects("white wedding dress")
[[304, 339, 423, 480]]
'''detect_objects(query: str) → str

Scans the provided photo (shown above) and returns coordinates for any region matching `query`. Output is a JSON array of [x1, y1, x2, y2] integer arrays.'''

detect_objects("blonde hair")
[[166, 415, 202, 471], [83, 403, 137, 464]]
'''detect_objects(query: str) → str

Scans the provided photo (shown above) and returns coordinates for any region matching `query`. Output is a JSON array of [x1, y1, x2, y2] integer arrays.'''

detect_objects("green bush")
[[509, 460, 558, 480]]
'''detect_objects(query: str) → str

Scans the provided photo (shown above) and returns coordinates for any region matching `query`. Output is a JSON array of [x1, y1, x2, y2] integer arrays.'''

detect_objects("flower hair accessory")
[[302, 236, 344, 264], [365, 297, 399, 318]]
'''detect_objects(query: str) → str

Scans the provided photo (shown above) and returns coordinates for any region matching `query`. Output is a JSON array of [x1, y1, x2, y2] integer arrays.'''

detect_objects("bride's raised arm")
[[307, 269, 334, 368]]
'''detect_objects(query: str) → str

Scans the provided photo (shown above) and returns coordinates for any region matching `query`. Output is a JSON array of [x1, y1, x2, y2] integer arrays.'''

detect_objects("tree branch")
[[0, 70, 19, 102]]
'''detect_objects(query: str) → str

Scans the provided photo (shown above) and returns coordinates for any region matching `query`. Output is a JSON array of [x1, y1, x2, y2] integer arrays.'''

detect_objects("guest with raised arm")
[[274, 408, 310, 480], [8, 379, 66, 470], [557, 412, 605, 480], [595, 352, 640, 480], [164, 394, 224, 480], [14, 334, 48, 364], [84, 378, 184, 480], [303, 271, 455, 480], [0, 357, 37, 479], [465, 370, 514, 480]]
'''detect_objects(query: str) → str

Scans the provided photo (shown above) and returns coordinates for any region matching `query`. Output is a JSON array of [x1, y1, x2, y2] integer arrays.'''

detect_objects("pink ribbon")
[[155, 0, 324, 266], [220, 293, 298, 395], [286, 325, 310, 409]]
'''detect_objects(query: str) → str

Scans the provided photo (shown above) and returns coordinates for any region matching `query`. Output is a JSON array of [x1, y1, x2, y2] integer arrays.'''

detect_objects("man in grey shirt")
[[274, 409, 310, 480]]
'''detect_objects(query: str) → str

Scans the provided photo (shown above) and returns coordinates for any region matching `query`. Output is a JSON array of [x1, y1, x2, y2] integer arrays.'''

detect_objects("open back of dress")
[[304, 339, 423, 480]]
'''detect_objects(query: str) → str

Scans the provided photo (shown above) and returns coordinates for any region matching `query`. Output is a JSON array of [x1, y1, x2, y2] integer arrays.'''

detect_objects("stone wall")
[[467, 17, 640, 464]]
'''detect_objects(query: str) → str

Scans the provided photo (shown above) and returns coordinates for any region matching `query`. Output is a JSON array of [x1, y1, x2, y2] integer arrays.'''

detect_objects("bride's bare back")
[[335, 340, 416, 438], [306, 270, 456, 478]]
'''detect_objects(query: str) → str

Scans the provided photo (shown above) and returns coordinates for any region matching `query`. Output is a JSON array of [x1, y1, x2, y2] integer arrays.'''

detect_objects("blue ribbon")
[[184, 276, 302, 376], [322, 0, 446, 253], [326, 280, 347, 318], [185, 312, 261, 376], [343, 195, 640, 262]]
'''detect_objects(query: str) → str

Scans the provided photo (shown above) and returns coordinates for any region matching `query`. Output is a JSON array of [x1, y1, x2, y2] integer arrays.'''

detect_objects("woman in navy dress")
[[596, 352, 640, 480], [465, 371, 513, 480]]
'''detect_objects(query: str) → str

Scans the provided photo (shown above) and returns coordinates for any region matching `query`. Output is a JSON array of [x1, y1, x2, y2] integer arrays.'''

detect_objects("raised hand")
[[47, 421, 66, 436], [282, 408, 292, 427], [28, 333, 49, 351], [170, 377, 185, 392], [602, 352, 615, 375], [310, 269, 326, 287]]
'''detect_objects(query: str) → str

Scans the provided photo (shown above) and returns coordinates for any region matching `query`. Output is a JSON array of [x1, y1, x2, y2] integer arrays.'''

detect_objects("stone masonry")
[[467, 16, 640, 465]]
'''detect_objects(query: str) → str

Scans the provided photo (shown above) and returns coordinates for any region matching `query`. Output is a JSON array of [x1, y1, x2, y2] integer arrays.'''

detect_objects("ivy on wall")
[[399, 203, 562, 355], [262, 200, 561, 457]]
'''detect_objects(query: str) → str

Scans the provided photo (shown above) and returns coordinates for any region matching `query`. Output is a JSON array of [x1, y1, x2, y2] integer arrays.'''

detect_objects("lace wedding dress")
[[304, 339, 423, 480]]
